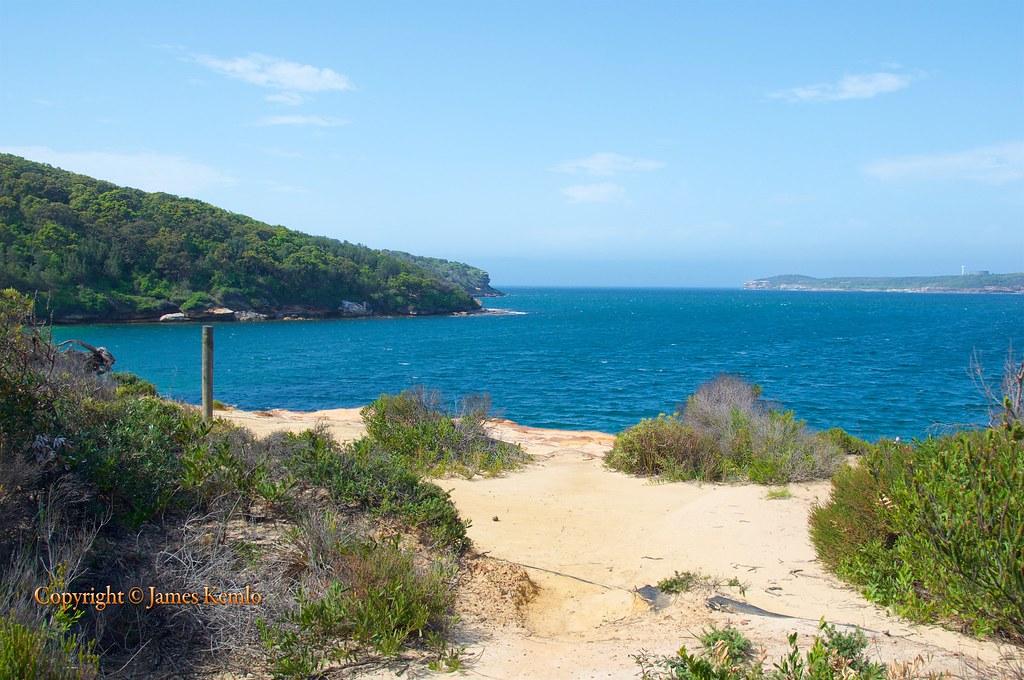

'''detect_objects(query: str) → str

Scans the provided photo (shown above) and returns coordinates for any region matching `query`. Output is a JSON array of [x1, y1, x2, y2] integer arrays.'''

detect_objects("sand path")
[[222, 407, 1022, 678]]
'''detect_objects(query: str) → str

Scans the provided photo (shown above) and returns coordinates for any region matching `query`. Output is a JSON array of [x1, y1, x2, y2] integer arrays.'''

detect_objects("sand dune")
[[221, 408, 1022, 678]]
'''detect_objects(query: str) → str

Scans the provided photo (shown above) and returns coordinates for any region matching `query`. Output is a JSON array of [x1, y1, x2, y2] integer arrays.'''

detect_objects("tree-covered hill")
[[0, 153, 483, 322], [385, 250, 503, 297]]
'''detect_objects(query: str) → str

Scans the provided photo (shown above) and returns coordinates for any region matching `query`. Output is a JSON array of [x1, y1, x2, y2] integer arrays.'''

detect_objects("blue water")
[[51, 288, 1022, 440]]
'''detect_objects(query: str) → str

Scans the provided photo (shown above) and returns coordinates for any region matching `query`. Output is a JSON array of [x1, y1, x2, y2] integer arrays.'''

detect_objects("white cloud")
[[256, 115, 349, 127], [864, 141, 1024, 184], [194, 52, 353, 104], [554, 152, 665, 176], [0, 145, 234, 196], [265, 92, 304, 106], [772, 72, 912, 102], [561, 182, 626, 203]]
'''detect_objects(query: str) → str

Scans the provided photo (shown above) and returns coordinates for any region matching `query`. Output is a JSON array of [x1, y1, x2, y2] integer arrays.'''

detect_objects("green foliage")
[[179, 291, 216, 313], [0, 153, 481, 321], [821, 428, 875, 456], [258, 521, 454, 677], [0, 615, 99, 680], [699, 626, 753, 664], [361, 389, 528, 478], [385, 250, 502, 296], [809, 430, 1024, 640], [657, 571, 705, 594], [0, 297, 472, 675], [282, 428, 471, 553], [111, 372, 157, 398], [68, 396, 208, 526], [180, 423, 297, 507], [656, 571, 746, 596], [607, 376, 842, 484], [766, 487, 792, 500], [605, 416, 719, 480], [635, 621, 889, 680]]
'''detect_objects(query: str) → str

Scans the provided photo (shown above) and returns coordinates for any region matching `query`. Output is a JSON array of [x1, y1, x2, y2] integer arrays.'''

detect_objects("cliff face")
[[0, 153, 494, 322]]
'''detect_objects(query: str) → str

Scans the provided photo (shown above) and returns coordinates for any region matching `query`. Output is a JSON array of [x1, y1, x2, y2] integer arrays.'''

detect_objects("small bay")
[[52, 287, 1023, 440]]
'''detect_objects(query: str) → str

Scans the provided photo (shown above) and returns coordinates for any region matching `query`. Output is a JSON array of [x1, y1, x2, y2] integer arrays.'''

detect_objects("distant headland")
[[744, 272, 1024, 294]]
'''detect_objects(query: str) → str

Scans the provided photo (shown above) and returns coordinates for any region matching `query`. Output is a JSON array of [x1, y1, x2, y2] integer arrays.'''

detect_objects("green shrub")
[[361, 388, 527, 477], [259, 522, 454, 676], [656, 571, 746, 596], [634, 621, 888, 680], [606, 416, 719, 480], [699, 626, 752, 664], [181, 422, 296, 508], [810, 430, 1024, 640], [808, 463, 890, 573], [821, 427, 875, 456], [179, 291, 216, 313], [111, 372, 157, 398], [608, 376, 842, 484], [67, 396, 207, 526], [283, 428, 470, 553], [0, 615, 99, 680]]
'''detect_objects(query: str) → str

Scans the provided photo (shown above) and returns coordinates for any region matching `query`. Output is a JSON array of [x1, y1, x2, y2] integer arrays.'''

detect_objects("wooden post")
[[202, 325, 213, 421]]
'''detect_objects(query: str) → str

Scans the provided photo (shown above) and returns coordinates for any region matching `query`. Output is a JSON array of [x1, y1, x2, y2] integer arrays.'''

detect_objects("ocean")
[[52, 288, 1023, 440]]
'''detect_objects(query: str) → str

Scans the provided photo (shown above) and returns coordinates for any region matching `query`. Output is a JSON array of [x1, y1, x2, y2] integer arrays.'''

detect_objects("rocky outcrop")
[[338, 300, 371, 316]]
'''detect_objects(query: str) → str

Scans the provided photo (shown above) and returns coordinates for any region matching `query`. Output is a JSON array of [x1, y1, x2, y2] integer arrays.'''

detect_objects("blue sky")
[[2, 1, 1022, 286]]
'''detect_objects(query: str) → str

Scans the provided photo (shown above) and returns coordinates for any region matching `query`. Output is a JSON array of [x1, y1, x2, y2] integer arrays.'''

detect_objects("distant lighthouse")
[[961, 265, 966, 275]]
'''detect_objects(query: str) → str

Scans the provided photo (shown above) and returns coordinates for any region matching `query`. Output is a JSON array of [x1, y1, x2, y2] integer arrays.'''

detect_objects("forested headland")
[[0, 153, 494, 322]]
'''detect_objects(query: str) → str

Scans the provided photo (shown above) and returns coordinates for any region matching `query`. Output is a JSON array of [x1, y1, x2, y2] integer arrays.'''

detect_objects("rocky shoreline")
[[49, 302, 519, 325]]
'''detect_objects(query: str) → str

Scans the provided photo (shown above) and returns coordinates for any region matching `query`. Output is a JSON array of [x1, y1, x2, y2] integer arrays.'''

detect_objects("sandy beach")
[[222, 407, 1023, 678]]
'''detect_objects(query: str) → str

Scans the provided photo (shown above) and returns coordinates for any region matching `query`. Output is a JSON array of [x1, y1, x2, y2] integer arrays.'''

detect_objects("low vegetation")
[[699, 626, 754, 665], [809, 354, 1024, 642], [657, 571, 747, 596], [361, 388, 528, 477], [0, 288, 483, 676], [606, 376, 844, 484], [634, 621, 900, 680]]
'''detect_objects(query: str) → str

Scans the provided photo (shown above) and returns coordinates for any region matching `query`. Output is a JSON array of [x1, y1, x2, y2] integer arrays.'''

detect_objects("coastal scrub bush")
[[821, 427, 875, 456], [111, 372, 158, 398], [0, 289, 471, 675], [0, 614, 99, 680], [810, 428, 1024, 640], [699, 626, 753, 664], [656, 571, 745, 595], [258, 512, 455, 676], [282, 427, 470, 553], [361, 388, 527, 477], [607, 376, 842, 484], [634, 620, 889, 680], [605, 415, 719, 479], [69, 396, 209, 527], [681, 377, 842, 483]]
